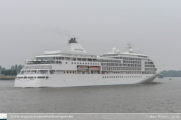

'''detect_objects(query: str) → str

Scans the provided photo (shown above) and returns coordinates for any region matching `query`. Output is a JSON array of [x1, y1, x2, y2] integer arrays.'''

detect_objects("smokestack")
[[69, 38, 77, 43]]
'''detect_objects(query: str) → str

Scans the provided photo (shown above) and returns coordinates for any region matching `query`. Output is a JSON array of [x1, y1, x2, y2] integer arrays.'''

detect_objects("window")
[[37, 70, 48, 74], [50, 70, 55, 74], [37, 76, 45, 79], [21, 71, 25, 74], [66, 62, 67, 64]]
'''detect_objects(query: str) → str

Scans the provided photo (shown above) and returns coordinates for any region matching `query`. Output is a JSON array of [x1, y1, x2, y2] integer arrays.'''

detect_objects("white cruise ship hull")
[[14, 72, 161, 88]]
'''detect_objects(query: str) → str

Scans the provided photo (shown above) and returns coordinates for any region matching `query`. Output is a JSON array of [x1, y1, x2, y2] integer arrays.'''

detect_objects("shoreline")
[[0, 75, 16, 80]]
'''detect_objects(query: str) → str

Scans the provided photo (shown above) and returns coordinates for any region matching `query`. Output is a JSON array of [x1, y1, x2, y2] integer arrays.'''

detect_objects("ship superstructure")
[[14, 38, 161, 87]]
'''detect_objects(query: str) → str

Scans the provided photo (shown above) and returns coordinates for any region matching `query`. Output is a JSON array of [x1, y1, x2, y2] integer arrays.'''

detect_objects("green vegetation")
[[1, 69, 17, 76], [0, 64, 24, 76], [10, 65, 24, 74], [0, 66, 5, 73], [0, 64, 23, 80], [162, 70, 181, 77]]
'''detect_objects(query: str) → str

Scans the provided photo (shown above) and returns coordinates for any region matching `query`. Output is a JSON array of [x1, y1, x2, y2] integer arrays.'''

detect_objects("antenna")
[[124, 47, 127, 52], [127, 42, 132, 49]]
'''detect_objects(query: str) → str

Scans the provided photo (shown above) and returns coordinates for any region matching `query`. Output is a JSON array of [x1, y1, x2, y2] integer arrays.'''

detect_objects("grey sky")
[[0, 0, 181, 70]]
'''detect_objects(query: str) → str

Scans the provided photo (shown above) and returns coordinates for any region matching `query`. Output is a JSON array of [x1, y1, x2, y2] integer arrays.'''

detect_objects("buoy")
[[170, 78, 172, 80]]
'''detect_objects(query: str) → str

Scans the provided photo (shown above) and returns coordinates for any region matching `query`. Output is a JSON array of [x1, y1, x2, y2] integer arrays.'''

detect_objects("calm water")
[[0, 78, 180, 113]]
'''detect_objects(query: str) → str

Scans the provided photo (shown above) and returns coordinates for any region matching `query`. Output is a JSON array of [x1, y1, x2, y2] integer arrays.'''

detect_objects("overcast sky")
[[0, 0, 181, 70]]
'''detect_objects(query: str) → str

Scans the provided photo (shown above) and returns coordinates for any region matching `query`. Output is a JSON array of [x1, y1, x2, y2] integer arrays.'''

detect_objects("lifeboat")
[[77, 66, 88, 70], [78, 66, 88, 68], [90, 66, 99, 70]]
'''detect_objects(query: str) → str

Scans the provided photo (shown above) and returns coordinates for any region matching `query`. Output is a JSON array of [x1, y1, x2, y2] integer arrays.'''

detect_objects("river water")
[[0, 78, 180, 113]]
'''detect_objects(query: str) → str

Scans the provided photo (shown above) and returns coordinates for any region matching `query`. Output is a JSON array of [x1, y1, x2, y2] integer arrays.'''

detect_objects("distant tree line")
[[1, 69, 17, 76], [0, 65, 24, 76], [11, 65, 24, 74], [162, 70, 181, 77], [0, 66, 5, 73]]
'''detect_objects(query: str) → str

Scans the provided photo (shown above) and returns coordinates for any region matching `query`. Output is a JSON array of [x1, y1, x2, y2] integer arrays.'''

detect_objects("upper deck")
[[22, 38, 157, 75]]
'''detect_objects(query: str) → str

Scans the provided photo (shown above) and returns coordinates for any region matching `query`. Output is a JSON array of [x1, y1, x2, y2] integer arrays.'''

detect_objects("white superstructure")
[[14, 38, 161, 87]]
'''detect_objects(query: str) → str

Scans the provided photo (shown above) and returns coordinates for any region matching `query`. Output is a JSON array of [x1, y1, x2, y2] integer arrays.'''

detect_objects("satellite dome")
[[116, 49, 120, 53], [112, 47, 116, 53], [129, 48, 133, 53]]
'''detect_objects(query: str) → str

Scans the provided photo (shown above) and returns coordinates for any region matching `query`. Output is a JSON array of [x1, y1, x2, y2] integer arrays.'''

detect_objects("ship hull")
[[14, 72, 161, 88]]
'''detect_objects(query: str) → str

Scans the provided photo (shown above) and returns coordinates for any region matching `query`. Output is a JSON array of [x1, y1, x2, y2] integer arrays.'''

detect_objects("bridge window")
[[37, 70, 48, 74], [50, 70, 55, 74], [37, 76, 45, 79]]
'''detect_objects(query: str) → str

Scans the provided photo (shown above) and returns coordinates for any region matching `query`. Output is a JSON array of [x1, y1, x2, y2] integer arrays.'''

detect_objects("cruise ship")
[[14, 38, 161, 87]]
